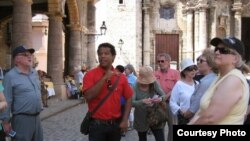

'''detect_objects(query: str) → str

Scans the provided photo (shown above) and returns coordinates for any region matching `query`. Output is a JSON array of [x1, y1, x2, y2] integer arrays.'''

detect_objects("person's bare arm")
[[120, 97, 132, 132], [192, 76, 243, 124], [0, 92, 7, 112], [183, 110, 195, 119]]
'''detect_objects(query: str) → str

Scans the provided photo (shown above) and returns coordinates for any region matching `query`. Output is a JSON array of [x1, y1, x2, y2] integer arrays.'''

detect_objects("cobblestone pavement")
[[42, 101, 169, 141]]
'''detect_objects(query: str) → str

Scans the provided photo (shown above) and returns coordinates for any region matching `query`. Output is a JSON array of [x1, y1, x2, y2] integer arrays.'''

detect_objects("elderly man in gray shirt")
[[0, 45, 43, 141]]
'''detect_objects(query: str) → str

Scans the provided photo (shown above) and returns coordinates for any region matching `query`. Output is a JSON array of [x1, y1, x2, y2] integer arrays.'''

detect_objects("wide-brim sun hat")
[[180, 58, 196, 72], [137, 66, 156, 84]]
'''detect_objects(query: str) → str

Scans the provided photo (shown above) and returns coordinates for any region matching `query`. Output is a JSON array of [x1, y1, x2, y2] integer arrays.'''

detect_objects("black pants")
[[0, 129, 6, 141], [89, 121, 121, 141], [137, 128, 165, 141]]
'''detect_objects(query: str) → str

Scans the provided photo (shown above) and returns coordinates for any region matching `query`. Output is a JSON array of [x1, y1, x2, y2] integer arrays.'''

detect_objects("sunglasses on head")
[[214, 47, 234, 55], [185, 66, 197, 71], [157, 60, 165, 63]]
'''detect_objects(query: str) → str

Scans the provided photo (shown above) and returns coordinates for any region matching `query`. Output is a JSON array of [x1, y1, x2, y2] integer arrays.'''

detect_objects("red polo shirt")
[[83, 66, 133, 120]]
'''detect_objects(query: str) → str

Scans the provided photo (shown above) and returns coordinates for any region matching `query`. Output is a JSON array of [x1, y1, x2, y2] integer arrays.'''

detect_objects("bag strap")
[[90, 75, 121, 116]]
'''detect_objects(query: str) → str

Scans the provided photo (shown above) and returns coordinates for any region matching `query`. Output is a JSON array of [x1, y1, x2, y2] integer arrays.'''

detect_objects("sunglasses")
[[157, 60, 165, 63], [214, 47, 234, 55], [106, 79, 112, 90], [185, 66, 197, 71], [197, 59, 206, 64]]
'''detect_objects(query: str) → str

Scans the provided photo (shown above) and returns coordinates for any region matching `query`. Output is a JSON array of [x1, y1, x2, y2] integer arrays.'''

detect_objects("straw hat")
[[180, 58, 196, 72], [137, 66, 156, 84]]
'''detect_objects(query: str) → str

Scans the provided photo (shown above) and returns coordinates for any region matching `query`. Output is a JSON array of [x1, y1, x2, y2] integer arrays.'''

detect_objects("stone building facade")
[[0, 0, 249, 99], [148, 0, 250, 68], [97, 0, 250, 70]]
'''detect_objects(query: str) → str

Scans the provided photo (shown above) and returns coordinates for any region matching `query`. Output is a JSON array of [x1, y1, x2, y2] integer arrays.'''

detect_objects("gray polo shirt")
[[0, 67, 42, 121]]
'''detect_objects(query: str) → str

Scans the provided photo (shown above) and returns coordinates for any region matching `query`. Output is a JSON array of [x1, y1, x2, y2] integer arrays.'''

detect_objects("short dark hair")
[[97, 43, 116, 56], [116, 65, 125, 73]]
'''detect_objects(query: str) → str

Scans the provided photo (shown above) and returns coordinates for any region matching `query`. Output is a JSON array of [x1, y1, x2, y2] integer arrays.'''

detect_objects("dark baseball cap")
[[12, 45, 35, 58], [210, 37, 245, 58]]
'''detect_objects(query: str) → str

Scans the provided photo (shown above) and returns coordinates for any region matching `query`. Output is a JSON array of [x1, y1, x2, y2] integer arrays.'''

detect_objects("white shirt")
[[170, 80, 197, 115], [75, 71, 85, 85]]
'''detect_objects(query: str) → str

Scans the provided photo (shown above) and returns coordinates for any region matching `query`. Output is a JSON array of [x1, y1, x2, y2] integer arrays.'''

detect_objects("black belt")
[[92, 118, 119, 125], [15, 112, 40, 116]]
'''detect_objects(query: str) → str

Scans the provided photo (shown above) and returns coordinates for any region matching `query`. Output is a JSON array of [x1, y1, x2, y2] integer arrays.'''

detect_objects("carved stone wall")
[[150, 0, 250, 64]]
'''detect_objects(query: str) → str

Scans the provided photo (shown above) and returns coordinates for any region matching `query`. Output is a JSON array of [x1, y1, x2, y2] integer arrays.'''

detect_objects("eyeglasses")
[[17, 53, 32, 57], [106, 79, 112, 90], [197, 59, 207, 64], [157, 60, 165, 63], [185, 66, 197, 71], [214, 47, 234, 55]]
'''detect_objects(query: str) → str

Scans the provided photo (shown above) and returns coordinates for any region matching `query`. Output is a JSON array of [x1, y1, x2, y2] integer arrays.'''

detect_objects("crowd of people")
[[82, 36, 250, 141], [0, 36, 249, 141]]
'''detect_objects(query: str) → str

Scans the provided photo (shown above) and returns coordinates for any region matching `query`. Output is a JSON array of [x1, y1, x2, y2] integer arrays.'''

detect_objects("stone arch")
[[47, 0, 80, 25], [66, 0, 80, 26]]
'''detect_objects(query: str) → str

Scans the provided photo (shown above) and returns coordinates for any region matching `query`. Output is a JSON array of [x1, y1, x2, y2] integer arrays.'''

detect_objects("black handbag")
[[80, 75, 121, 135], [80, 112, 92, 135]]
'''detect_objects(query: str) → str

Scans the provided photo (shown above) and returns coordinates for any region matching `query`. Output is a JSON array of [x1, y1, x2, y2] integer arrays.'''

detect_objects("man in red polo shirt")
[[83, 43, 133, 141]]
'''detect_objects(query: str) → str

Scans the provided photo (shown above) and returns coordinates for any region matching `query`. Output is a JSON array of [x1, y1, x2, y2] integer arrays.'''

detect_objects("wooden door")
[[155, 34, 179, 69]]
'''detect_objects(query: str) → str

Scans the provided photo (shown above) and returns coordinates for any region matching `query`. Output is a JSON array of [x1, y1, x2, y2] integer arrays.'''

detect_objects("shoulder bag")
[[80, 75, 121, 135], [146, 90, 168, 128]]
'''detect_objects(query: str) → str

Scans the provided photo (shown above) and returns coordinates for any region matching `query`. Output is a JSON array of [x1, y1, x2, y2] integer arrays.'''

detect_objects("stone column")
[[47, 14, 65, 100], [181, 6, 187, 61], [142, 6, 151, 66], [68, 24, 82, 74], [87, 1, 97, 69], [152, 2, 160, 30], [210, 1, 217, 39], [232, 0, 242, 39], [198, 4, 208, 57], [186, 8, 194, 59], [194, 8, 199, 60], [12, 0, 33, 48]]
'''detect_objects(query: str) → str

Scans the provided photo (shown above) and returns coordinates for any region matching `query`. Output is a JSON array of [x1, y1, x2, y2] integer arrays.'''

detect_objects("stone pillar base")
[[54, 84, 68, 101]]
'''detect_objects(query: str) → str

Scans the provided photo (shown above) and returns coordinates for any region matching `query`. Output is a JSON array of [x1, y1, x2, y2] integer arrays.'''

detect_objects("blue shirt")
[[189, 72, 217, 113], [127, 74, 137, 87], [121, 74, 137, 105], [0, 67, 42, 121]]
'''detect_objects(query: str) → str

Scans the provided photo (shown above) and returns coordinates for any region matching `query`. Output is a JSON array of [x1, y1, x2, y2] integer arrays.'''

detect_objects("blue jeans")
[[137, 128, 165, 141], [89, 121, 121, 141]]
